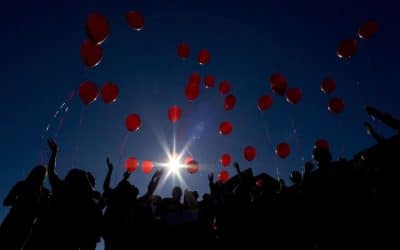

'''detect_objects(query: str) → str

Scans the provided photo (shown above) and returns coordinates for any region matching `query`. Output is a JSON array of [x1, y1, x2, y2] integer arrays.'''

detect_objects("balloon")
[[185, 82, 200, 101], [314, 139, 330, 150], [79, 81, 98, 106], [126, 11, 144, 31], [270, 73, 288, 96], [141, 160, 153, 174], [198, 49, 210, 65], [101, 82, 119, 104], [203, 75, 216, 88], [189, 73, 201, 85], [220, 153, 232, 167], [80, 40, 103, 67], [285, 87, 302, 104], [336, 39, 358, 59], [177, 42, 190, 59], [168, 105, 182, 123], [244, 146, 256, 161], [219, 121, 233, 135], [224, 94, 236, 111], [255, 178, 264, 188], [321, 78, 336, 94], [125, 157, 139, 173], [258, 95, 273, 111], [126, 114, 141, 132], [219, 81, 231, 95], [184, 156, 194, 165], [358, 20, 378, 39], [187, 160, 199, 174], [275, 142, 291, 159], [328, 97, 345, 113], [218, 170, 229, 183], [85, 13, 109, 45]]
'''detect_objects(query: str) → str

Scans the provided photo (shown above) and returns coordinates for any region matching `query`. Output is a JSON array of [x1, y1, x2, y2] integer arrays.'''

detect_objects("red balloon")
[[198, 49, 210, 65], [101, 82, 119, 104], [125, 157, 139, 173], [275, 142, 291, 159], [219, 121, 233, 135], [218, 170, 229, 183], [185, 82, 200, 101], [168, 105, 182, 123], [177, 42, 190, 59], [189, 73, 201, 85], [203, 75, 216, 88], [187, 160, 199, 174], [328, 97, 345, 113], [321, 78, 336, 94], [256, 178, 264, 188], [358, 20, 378, 40], [224, 94, 236, 111], [285, 87, 302, 104], [126, 11, 144, 31], [337, 39, 358, 59], [141, 160, 153, 174], [270, 73, 288, 96], [244, 146, 256, 161], [79, 81, 98, 106], [219, 81, 231, 95], [184, 156, 194, 165], [314, 139, 330, 150], [80, 40, 103, 67], [126, 114, 141, 132], [220, 153, 232, 167], [258, 95, 273, 111], [85, 13, 109, 45]]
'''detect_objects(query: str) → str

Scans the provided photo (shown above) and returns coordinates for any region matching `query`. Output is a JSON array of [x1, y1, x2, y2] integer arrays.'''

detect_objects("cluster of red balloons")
[[125, 158, 153, 174], [81, 13, 110, 68], [177, 43, 211, 66], [336, 20, 378, 59], [79, 82, 119, 106]]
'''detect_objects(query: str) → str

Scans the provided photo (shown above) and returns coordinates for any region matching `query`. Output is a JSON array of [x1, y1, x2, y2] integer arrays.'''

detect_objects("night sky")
[[1, 0, 399, 227]]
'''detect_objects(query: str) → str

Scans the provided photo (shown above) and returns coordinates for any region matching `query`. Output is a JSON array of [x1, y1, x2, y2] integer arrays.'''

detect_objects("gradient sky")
[[1, 0, 399, 226]]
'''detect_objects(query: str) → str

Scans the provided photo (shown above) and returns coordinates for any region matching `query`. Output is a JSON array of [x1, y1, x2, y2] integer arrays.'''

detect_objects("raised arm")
[[103, 157, 114, 193], [364, 122, 385, 143], [47, 139, 62, 190], [142, 169, 164, 200], [366, 106, 400, 131]]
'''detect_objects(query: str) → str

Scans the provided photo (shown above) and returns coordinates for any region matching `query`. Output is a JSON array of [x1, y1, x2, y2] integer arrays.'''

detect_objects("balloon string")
[[117, 132, 130, 169]]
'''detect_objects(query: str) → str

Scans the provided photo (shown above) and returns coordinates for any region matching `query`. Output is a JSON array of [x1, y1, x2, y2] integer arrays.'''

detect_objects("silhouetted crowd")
[[0, 106, 397, 250]]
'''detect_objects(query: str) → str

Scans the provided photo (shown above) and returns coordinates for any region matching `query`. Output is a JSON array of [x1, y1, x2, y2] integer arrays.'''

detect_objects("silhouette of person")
[[0, 165, 49, 250]]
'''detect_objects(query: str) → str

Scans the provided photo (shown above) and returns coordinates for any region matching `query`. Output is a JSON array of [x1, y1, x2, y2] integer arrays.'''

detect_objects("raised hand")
[[106, 157, 114, 171], [47, 139, 58, 154], [208, 172, 214, 183]]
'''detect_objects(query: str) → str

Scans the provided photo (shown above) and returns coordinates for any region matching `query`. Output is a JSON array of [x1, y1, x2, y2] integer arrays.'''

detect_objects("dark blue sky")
[[1, 0, 399, 222]]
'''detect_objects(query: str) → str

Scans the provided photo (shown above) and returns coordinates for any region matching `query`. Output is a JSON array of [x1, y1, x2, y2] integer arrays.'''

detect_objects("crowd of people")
[[0, 106, 396, 250]]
